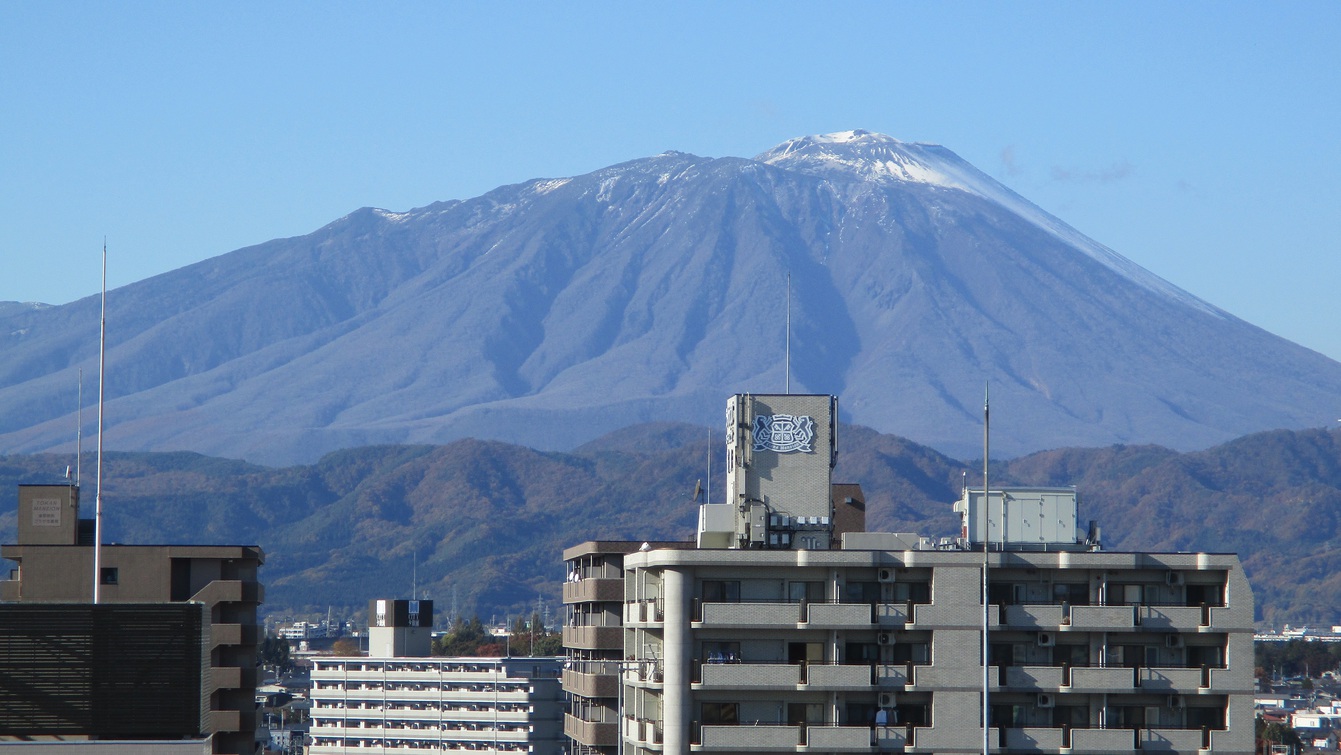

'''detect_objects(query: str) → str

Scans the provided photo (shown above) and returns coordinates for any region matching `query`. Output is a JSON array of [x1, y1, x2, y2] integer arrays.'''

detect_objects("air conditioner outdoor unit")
[[878, 692, 897, 708], [1166, 571, 1185, 586], [877, 632, 894, 646], [877, 568, 897, 583], [1167, 694, 1185, 709], [1036, 693, 1055, 708], [1165, 635, 1185, 648], [1036, 632, 1055, 647]]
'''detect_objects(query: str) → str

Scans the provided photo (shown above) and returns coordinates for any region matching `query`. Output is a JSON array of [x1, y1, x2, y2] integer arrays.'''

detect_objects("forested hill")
[[1, 423, 1337, 627]]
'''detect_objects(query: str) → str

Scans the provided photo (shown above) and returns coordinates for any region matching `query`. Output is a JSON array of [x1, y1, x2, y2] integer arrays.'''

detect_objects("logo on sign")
[[753, 414, 815, 453]]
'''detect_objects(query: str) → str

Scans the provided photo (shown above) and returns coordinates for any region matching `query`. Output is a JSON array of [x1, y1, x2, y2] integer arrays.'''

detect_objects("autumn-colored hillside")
[[2, 424, 1338, 627]]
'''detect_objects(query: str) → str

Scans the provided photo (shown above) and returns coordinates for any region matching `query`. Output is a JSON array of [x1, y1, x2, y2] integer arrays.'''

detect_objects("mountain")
[[4, 424, 1339, 625], [2, 130, 1339, 464]]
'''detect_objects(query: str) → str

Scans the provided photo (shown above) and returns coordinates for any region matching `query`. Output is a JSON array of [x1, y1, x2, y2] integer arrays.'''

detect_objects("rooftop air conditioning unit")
[[1037, 632, 1055, 647], [877, 568, 897, 583], [877, 632, 895, 646], [1165, 635, 1185, 648], [1166, 571, 1185, 586], [878, 692, 897, 707], [1036, 693, 1055, 708]]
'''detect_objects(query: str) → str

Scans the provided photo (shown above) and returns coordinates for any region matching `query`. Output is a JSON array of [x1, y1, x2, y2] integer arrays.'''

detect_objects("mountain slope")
[[2, 131, 1339, 464], [4, 424, 1339, 625]]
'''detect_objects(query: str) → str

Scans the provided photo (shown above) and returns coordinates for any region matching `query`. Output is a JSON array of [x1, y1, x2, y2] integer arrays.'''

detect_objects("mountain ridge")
[[1, 131, 1338, 464], [3, 423, 1337, 626]]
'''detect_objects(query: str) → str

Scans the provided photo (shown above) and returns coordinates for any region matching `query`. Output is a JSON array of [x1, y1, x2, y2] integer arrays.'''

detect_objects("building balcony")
[[211, 709, 243, 733], [697, 662, 800, 689], [1137, 604, 1205, 630], [699, 601, 801, 627], [908, 726, 998, 752], [1068, 727, 1135, 754], [563, 625, 623, 650], [1003, 727, 1065, 752], [564, 577, 624, 604], [1137, 666, 1204, 691], [875, 663, 909, 688], [626, 599, 665, 626], [1207, 605, 1252, 631], [1001, 665, 1064, 690], [566, 713, 617, 747], [189, 579, 263, 606], [564, 668, 619, 698], [696, 724, 800, 750], [1207, 666, 1249, 692], [209, 664, 257, 690], [806, 663, 874, 690], [875, 725, 909, 749], [209, 622, 259, 648], [1067, 605, 1135, 631], [806, 602, 873, 628], [1002, 604, 1065, 629], [625, 716, 664, 750], [876, 602, 912, 626], [1138, 727, 1207, 752], [806, 725, 876, 750], [910, 664, 979, 689], [1068, 665, 1134, 692]]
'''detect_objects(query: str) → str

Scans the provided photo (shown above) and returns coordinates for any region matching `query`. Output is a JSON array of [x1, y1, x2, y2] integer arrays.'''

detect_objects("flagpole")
[[982, 382, 990, 755], [93, 242, 106, 604]]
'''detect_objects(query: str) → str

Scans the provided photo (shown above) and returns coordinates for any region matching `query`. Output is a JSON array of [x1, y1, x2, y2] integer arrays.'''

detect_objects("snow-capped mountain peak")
[[757, 130, 1221, 317], [756, 130, 968, 190]]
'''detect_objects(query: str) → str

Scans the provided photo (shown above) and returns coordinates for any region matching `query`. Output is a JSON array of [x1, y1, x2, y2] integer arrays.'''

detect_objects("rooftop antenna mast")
[[76, 368, 83, 487], [706, 428, 712, 505], [981, 382, 990, 755], [784, 272, 791, 394], [93, 241, 107, 604]]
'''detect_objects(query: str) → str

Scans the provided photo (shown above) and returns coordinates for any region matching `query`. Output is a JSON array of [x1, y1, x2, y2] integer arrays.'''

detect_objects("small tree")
[[331, 638, 361, 656]]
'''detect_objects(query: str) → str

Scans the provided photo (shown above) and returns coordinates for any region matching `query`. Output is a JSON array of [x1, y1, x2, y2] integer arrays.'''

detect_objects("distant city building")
[[308, 599, 566, 755], [563, 394, 1256, 755], [1, 483, 264, 755]]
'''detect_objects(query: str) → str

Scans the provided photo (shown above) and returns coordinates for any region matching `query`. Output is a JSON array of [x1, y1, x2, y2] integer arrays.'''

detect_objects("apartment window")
[[99, 567, 118, 585], [889, 642, 930, 665], [703, 641, 741, 663], [845, 581, 880, 603], [788, 581, 825, 602], [1052, 582, 1089, 605], [890, 581, 930, 604], [701, 702, 739, 725], [702, 580, 740, 602]]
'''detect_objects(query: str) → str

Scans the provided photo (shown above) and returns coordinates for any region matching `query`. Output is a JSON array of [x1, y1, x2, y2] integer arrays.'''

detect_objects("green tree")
[[260, 636, 292, 670]]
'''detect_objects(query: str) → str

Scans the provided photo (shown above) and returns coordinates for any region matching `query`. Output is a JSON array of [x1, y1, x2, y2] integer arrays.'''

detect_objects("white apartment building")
[[308, 599, 565, 755], [564, 394, 1255, 755]]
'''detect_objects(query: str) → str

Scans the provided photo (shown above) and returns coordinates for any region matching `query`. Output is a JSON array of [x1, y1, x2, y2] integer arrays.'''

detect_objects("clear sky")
[[3, 2, 1338, 360]]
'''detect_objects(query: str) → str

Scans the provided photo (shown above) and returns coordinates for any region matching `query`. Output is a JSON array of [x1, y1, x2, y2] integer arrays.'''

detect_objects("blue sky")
[[3, 2, 1339, 360]]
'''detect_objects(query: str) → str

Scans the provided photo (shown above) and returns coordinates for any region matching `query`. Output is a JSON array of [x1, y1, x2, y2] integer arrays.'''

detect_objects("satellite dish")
[[639, 542, 651, 552]]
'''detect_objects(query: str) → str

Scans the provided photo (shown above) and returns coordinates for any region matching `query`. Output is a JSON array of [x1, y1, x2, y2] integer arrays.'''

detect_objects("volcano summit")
[[1, 131, 1337, 463]]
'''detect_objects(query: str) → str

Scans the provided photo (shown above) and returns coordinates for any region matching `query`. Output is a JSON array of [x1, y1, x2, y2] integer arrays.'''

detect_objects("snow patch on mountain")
[[532, 178, 572, 195], [758, 130, 1224, 319]]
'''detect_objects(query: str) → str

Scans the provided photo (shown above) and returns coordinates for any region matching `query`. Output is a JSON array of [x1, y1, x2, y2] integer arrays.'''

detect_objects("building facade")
[[563, 394, 1255, 755], [308, 599, 566, 755], [1, 483, 264, 755]]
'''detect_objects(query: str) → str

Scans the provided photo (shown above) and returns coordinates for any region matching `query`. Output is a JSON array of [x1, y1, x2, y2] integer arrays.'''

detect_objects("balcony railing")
[[564, 578, 624, 604], [562, 625, 623, 650], [565, 713, 617, 747]]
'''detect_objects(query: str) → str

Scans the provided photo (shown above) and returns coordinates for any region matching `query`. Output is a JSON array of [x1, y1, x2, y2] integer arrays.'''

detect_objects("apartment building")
[[0, 483, 264, 755], [308, 599, 566, 755], [563, 394, 1254, 755]]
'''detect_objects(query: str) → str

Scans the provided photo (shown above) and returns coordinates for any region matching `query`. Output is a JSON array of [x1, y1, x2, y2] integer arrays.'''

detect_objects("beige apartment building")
[[1, 483, 264, 755], [563, 394, 1254, 755]]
